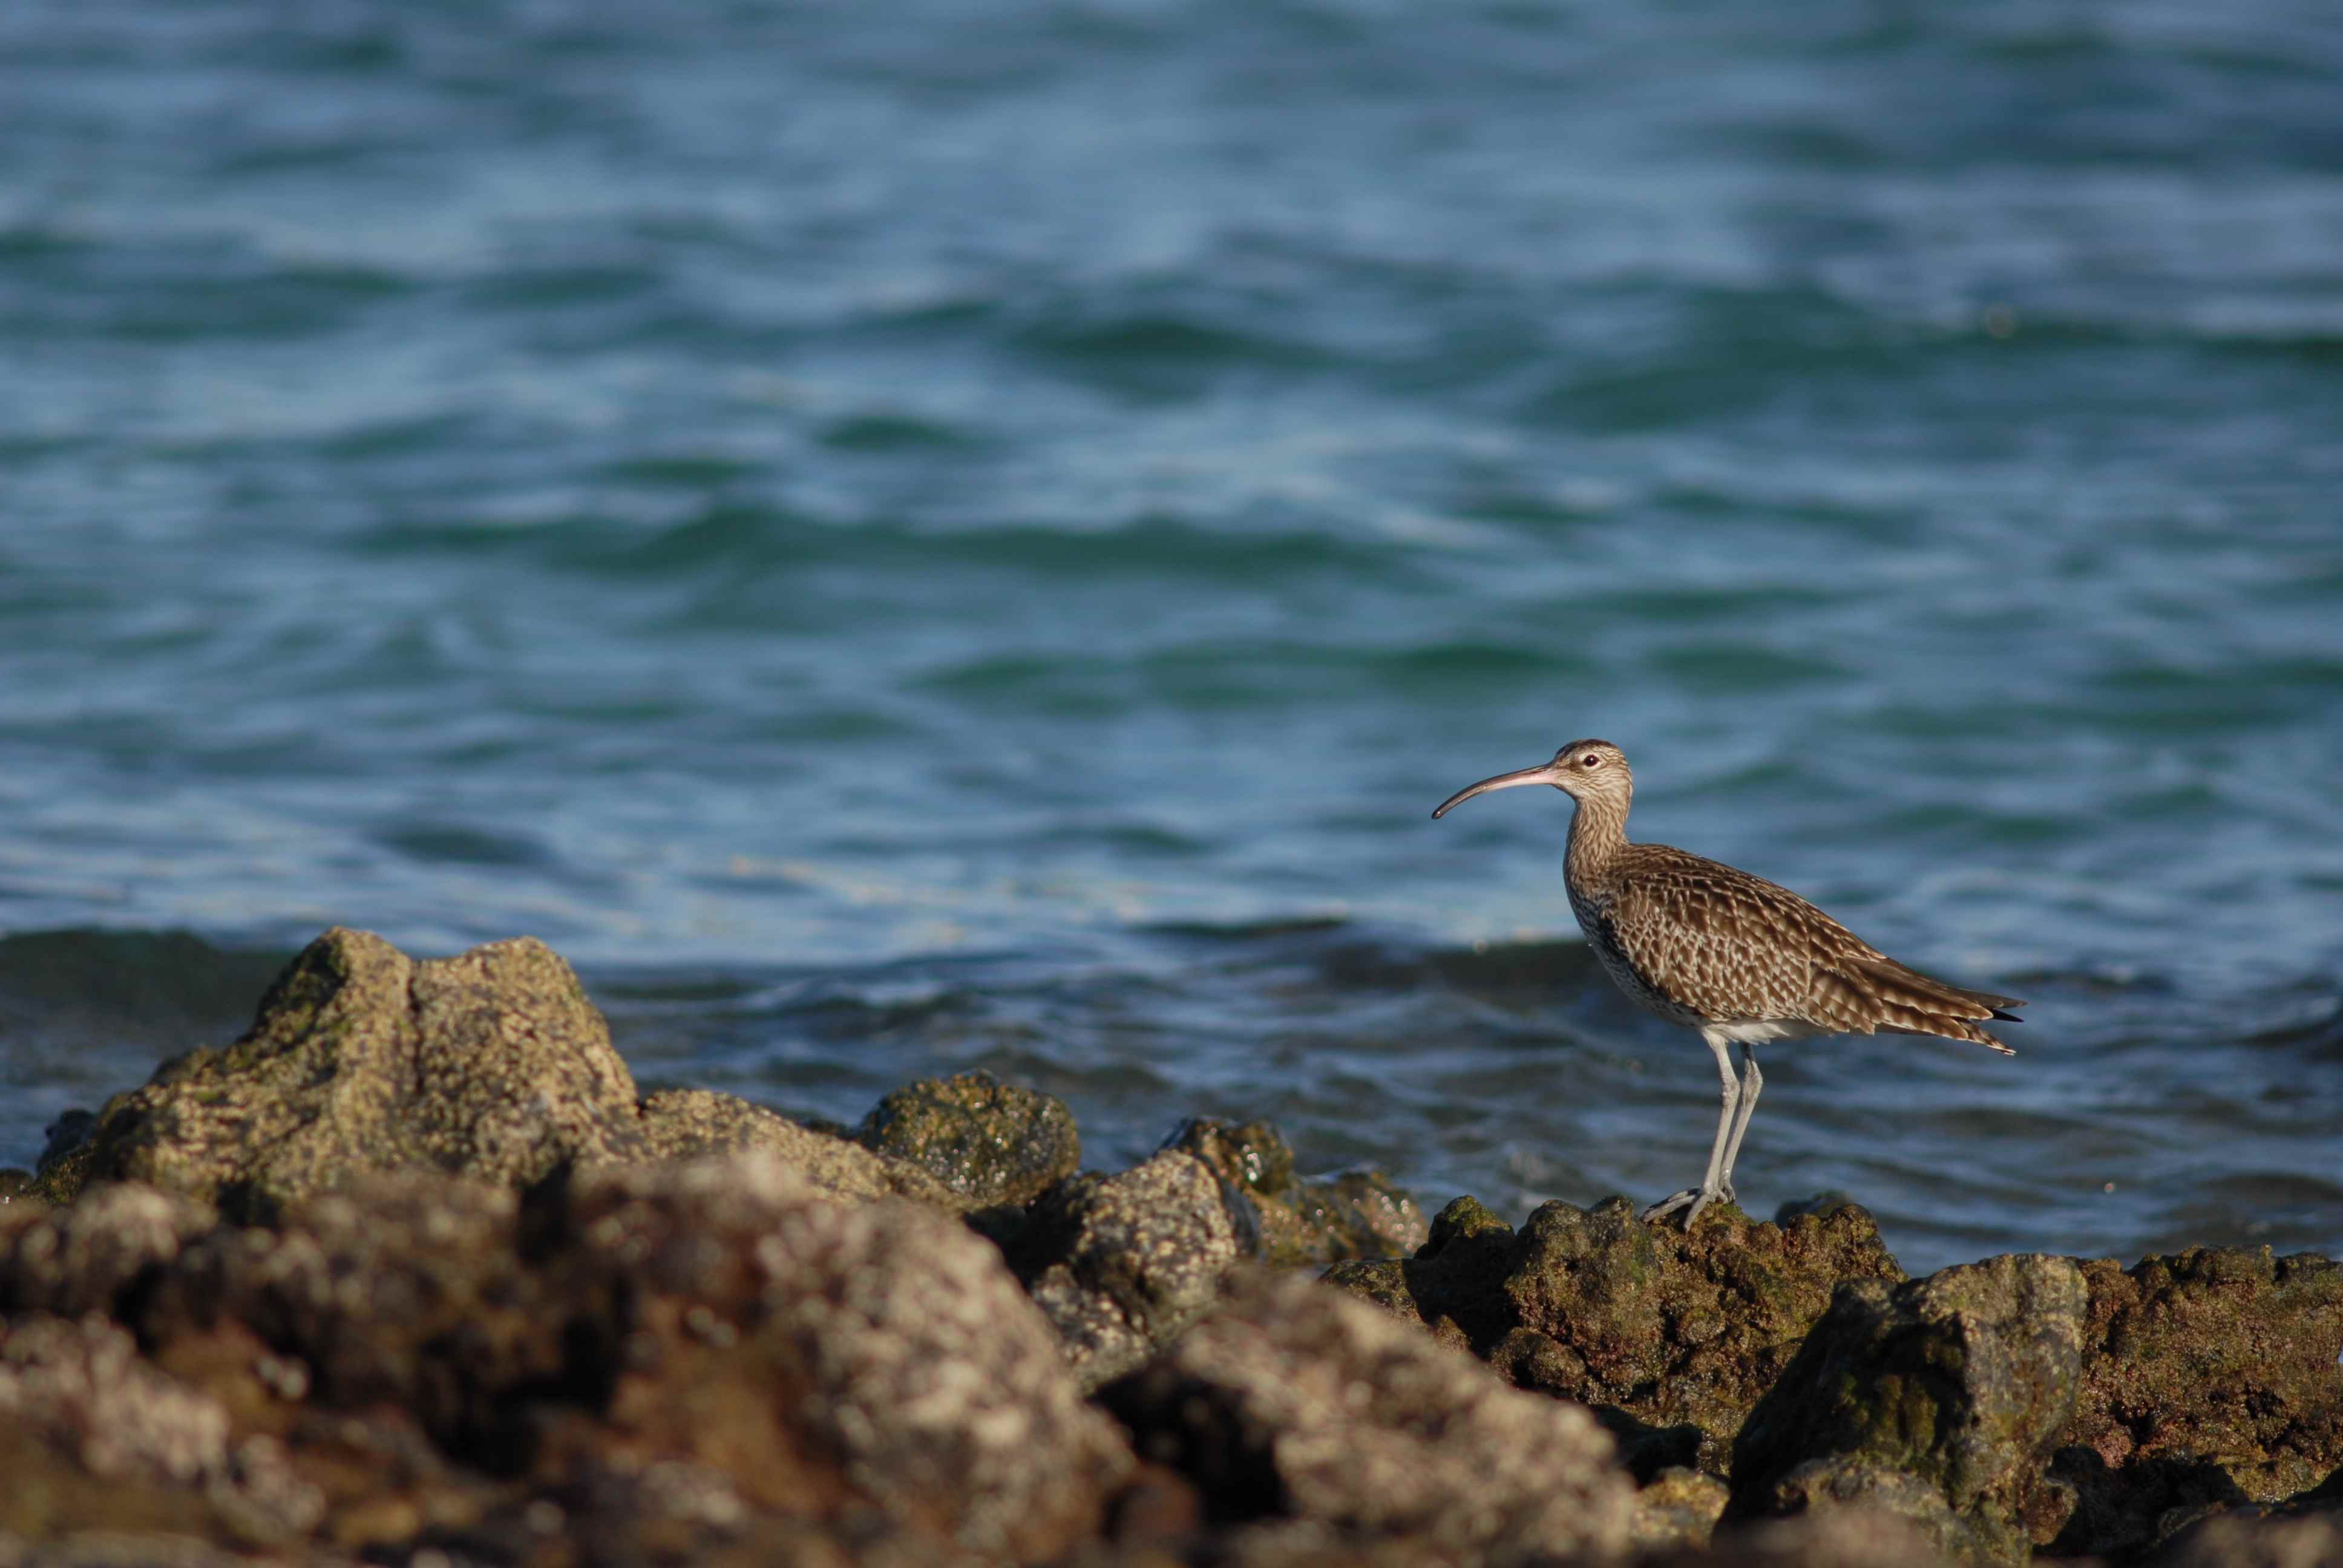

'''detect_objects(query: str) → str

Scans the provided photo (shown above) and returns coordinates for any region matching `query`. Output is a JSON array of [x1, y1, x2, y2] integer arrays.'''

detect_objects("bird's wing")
[[1608, 844, 2021, 1050]]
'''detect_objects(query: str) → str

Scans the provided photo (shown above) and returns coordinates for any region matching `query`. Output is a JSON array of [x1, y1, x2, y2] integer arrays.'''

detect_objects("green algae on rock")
[[854, 1070, 1080, 1208], [2049, 1244, 2343, 1560], [1325, 1192, 1906, 1477], [1728, 1253, 2090, 1566]]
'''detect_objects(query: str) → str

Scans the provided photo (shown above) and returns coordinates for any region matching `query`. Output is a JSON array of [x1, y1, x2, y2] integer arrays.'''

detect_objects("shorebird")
[[1432, 739, 2020, 1228]]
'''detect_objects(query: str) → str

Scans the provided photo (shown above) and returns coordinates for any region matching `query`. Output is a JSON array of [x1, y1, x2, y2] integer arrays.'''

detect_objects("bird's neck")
[[1565, 792, 1630, 889]]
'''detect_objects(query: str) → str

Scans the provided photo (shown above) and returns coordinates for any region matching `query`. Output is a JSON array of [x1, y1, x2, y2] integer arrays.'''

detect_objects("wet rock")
[[855, 1070, 1080, 1208], [34, 929, 650, 1217], [1163, 1117, 1296, 1196], [1098, 1269, 1633, 1564], [1728, 1253, 2089, 1566], [0, 1312, 324, 1547], [2049, 1246, 2343, 1561], [0, 1182, 217, 1321], [638, 1087, 962, 1207], [1323, 1192, 1904, 1477], [1015, 1151, 1244, 1391], [1164, 1118, 1428, 1266]]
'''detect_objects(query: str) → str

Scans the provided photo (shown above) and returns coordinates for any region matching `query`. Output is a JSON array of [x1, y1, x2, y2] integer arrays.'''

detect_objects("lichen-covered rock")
[[0, 1313, 324, 1547], [638, 1088, 963, 1207], [34, 929, 650, 1217], [1728, 1253, 2089, 1565], [1016, 1151, 1244, 1390], [1164, 1118, 1428, 1266], [28, 930, 968, 1223], [1099, 1269, 1633, 1564], [854, 1071, 1080, 1208], [2048, 1246, 2343, 1560], [1323, 1192, 1904, 1476]]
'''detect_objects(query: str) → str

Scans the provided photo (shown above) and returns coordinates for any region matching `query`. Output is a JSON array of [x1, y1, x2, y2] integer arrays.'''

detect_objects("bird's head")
[[1432, 737, 1631, 818]]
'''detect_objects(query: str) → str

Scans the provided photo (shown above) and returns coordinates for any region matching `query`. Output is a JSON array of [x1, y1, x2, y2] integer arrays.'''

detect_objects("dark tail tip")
[[1990, 1008, 2024, 1023]]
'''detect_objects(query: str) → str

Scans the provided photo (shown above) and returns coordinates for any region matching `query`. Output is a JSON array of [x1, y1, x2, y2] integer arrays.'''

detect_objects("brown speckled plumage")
[[1569, 841, 2019, 1050], [1434, 737, 2022, 1227]]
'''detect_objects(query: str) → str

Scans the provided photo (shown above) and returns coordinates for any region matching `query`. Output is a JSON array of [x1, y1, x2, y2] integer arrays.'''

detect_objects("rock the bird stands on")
[[1433, 738, 2023, 1227]]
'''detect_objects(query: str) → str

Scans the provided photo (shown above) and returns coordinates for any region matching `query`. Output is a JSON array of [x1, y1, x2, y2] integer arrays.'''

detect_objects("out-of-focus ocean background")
[[3, 0, 2339, 1273]]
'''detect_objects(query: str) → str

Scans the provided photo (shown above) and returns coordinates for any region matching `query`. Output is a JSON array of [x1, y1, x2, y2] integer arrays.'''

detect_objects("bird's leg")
[[1716, 1043, 1763, 1204], [1640, 1030, 1738, 1227]]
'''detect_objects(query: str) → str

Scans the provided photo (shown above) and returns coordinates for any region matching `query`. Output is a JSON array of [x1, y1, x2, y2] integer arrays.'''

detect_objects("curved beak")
[[1431, 762, 1562, 820]]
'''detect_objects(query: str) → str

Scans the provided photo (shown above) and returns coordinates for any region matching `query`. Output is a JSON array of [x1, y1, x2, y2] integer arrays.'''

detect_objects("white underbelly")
[[1705, 1017, 1820, 1046]]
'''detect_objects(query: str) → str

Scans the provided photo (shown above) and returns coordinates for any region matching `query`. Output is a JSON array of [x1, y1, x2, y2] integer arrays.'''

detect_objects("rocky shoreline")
[[2, 929, 2336, 1567]]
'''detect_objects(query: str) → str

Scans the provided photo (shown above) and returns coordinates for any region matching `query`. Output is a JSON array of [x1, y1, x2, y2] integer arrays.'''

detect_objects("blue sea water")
[[2, 0, 2340, 1273]]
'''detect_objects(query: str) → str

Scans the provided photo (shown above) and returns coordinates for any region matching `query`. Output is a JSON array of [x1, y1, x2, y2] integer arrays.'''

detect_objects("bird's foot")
[[1639, 1184, 1730, 1229]]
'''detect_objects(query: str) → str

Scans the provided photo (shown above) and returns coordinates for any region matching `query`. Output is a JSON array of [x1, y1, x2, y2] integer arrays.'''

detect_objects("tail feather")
[[1849, 956, 2024, 1056], [1856, 956, 2024, 1021], [1881, 1011, 2018, 1056]]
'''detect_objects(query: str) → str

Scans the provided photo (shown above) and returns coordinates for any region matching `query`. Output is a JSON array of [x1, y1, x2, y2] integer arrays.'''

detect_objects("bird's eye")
[[1581, 754, 1602, 768]]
